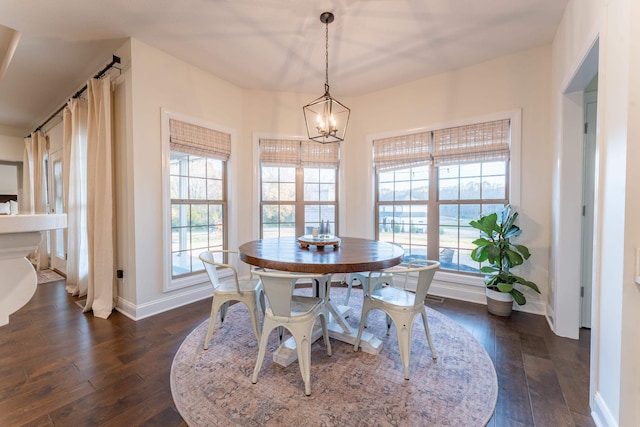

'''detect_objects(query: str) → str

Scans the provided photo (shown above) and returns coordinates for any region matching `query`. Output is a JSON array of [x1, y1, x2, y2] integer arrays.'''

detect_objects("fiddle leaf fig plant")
[[469, 205, 540, 306]]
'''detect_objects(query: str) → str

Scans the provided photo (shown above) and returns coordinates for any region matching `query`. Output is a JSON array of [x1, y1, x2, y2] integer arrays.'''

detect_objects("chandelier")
[[303, 12, 350, 144]]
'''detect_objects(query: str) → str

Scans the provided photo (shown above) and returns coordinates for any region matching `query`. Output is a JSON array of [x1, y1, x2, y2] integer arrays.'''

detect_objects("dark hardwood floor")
[[0, 279, 594, 427], [428, 296, 594, 427]]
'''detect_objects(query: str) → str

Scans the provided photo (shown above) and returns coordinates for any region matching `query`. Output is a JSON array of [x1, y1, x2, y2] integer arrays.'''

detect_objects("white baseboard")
[[592, 392, 617, 427], [545, 303, 556, 332], [114, 273, 545, 320], [429, 278, 546, 316], [430, 280, 487, 305], [115, 283, 213, 321]]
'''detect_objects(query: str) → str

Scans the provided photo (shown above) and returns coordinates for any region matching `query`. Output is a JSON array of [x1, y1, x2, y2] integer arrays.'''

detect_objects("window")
[[374, 118, 511, 274], [259, 139, 339, 237], [170, 153, 225, 276], [163, 113, 231, 290]]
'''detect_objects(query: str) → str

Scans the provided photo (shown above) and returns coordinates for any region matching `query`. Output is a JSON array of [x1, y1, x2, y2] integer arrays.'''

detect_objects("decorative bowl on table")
[[297, 234, 341, 249]]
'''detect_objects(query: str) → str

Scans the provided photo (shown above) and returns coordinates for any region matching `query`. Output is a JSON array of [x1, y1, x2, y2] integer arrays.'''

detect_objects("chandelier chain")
[[324, 19, 330, 92]]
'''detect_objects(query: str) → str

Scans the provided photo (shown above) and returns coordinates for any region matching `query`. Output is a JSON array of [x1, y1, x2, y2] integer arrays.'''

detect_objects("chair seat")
[[267, 295, 323, 320], [216, 278, 261, 294], [371, 286, 416, 308]]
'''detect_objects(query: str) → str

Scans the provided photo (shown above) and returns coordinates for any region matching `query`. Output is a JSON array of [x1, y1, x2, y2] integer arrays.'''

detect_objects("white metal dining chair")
[[199, 250, 265, 350], [354, 260, 440, 380], [251, 269, 332, 396], [344, 271, 392, 305]]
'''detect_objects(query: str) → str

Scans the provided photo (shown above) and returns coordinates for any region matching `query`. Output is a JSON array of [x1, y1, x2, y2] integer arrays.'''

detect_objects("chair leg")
[[204, 297, 225, 350], [252, 321, 275, 385], [421, 308, 437, 360], [248, 301, 262, 343], [294, 322, 315, 396], [354, 304, 371, 351], [391, 313, 413, 380], [258, 289, 266, 314], [386, 314, 392, 335], [219, 301, 229, 323], [344, 277, 355, 305], [319, 312, 332, 356]]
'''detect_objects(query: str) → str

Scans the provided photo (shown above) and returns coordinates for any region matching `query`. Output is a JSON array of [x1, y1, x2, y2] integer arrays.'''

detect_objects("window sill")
[[434, 270, 485, 288], [167, 272, 208, 292]]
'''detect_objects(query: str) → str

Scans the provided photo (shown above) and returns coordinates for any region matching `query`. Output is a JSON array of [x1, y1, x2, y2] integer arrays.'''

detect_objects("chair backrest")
[[199, 250, 240, 292], [252, 270, 325, 320], [382, 260, 440, 308]]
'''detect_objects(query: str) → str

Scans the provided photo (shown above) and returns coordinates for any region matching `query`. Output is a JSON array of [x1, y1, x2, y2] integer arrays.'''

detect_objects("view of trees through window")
[[170, 152, 225, 277], [261, 166, 337, 237], [376, 161, 507, 273]]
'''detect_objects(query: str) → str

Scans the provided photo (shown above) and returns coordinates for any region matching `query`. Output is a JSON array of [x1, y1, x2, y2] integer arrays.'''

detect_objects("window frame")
[[161, 110, 235, 292], [370, 109, 521, 283], [256, 136, 340, 239]]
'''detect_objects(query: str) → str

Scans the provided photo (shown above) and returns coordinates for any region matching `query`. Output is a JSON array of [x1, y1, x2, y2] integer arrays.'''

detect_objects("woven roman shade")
[[432, 119, 510, 166], [259, 139, 301, 167], [373, 132, 430, 172], [169, 119, 231, 161], [300, 140, 340, 168], [260, 139, 340, 168]]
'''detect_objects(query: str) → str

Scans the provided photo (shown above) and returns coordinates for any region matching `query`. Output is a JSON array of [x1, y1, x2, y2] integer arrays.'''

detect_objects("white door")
[[580, 91, 597, 328], [49, 149, 66, 274]]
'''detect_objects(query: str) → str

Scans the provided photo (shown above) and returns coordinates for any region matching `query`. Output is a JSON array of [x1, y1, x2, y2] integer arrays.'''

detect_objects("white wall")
[[549, 0, 602, 341], [551, 0, 640, 425], [0, 164, 18, 194], [119, 39, 246, 315], [116, 40, 554, 319], [0, 124, 27, 162], [620, 2, 640, 425], [346, 45, 553, 310]]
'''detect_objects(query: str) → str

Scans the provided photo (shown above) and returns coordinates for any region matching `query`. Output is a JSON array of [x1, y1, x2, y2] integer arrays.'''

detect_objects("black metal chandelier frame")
[[303, 12, 351, 144]]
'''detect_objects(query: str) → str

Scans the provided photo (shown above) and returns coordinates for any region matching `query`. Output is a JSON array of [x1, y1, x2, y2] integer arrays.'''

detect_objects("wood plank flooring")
[[429, 297, 594, 427], [0, 279, 594, 427]]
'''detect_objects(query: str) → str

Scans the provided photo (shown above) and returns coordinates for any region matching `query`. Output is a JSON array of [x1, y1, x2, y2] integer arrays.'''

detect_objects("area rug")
[[37, 269, 65, 284], [171, 288, 497, 426]]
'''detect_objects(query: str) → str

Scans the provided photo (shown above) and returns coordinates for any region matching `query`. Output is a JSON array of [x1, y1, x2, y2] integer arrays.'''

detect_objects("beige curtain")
[[84, 77, 115, 318], [63, 99, 89, 297], [20, 138, 33, 214], [22, 131, 49, 269], [62, 77, 115, 319]]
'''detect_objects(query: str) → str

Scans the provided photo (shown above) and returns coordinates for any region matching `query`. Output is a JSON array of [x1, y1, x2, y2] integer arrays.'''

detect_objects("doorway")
[[49, 149, 66, 274], [580, 87, 597, 328]]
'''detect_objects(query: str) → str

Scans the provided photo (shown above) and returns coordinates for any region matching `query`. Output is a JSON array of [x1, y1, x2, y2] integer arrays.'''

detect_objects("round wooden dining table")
[[238, 236, 405, 274], [239, 236, 405, 366]]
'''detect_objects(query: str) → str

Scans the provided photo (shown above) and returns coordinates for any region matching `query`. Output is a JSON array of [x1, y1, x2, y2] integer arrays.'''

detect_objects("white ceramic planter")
[[485, 287, 514, 316]]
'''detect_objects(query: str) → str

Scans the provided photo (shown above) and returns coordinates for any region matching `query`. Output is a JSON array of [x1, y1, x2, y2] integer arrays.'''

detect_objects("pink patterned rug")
[[37, 269, 65, 284], [171, 288, 497, 426]]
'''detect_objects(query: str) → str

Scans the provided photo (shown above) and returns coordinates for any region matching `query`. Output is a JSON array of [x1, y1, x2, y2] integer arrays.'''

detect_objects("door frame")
[[49, 148, 66, 274], [580, 90, 597, 328]]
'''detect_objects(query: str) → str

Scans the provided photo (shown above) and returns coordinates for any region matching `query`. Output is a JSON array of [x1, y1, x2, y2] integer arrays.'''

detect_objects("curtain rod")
[[25, 55, 121, 138]]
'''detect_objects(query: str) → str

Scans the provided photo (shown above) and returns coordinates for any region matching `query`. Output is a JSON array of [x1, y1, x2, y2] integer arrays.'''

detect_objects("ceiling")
[[0, 0, 568, 132]]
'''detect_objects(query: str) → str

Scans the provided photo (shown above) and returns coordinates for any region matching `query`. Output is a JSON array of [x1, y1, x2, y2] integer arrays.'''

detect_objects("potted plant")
[[469, 205, 540, 316]]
